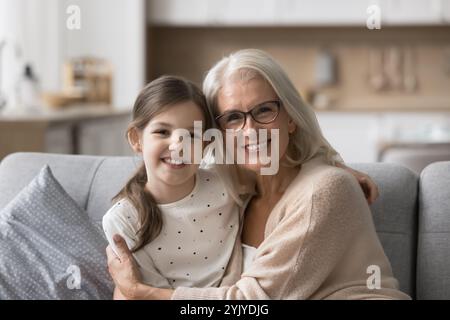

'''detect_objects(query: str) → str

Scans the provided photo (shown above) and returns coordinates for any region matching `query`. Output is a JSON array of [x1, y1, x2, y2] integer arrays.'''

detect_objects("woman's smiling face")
[[216, 73, 296, 174]]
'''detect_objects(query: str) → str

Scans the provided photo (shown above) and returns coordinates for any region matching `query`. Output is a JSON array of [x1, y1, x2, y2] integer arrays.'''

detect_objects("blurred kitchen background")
[[1, 0, 450, 174]]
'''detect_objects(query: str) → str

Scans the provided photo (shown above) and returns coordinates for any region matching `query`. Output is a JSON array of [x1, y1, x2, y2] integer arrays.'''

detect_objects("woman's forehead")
[[218, 76, 277, 111]]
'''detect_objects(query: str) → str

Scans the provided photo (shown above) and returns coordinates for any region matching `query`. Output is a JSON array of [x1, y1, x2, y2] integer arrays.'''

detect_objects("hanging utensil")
[[403, 46, 418, 93], [368, 47, 387, 92]]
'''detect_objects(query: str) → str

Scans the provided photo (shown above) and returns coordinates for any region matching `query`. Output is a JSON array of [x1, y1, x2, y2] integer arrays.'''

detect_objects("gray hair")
[[202, 49, 340, 202]]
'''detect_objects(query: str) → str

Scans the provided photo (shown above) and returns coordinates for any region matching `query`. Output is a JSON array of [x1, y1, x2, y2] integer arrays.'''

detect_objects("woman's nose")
[[242, 114, 258, 133]]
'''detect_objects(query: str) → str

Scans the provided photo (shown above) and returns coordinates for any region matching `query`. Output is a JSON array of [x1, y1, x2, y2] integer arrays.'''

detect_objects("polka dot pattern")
[[0, 165, 114, 299], [116, 168, 240, 289]]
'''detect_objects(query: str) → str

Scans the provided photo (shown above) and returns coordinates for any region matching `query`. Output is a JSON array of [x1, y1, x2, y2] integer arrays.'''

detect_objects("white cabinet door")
[[316, 111, 450, 164], [377, 112, 450, 143], [216, 0, 277, 26], [384, 0, 442, 25], [148, 0, 209, 25], [147, 0, 445, 26], [443, 0, 450, 23], [276, 0, 377, 26], [277, 0, 443, 26], [316, 112, 380, 163], [149, 0, 276, 26], [149, 0, 373, 26]]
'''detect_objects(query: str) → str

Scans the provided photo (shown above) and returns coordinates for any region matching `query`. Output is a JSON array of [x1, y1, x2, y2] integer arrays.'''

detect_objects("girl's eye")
[[154, 129, 170, 136]]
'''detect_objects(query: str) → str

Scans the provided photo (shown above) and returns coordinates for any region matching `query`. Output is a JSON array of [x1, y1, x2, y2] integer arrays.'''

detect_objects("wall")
[[147, 26, 450, 111], [61, 0, 146, 109], [0, 0, 62, 108], [0, 0, 145, 110]]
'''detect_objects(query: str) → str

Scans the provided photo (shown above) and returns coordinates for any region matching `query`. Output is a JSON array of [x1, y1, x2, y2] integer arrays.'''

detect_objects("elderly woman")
[[106, 49, 410, 300]]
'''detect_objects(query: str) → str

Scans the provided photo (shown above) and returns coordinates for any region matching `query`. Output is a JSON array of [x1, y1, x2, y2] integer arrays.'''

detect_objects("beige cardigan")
[[172, 155, 411, 300]]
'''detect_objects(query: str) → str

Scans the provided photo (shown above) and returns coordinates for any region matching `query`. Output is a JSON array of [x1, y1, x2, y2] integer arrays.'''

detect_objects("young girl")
[[102, 75, 242, 298]]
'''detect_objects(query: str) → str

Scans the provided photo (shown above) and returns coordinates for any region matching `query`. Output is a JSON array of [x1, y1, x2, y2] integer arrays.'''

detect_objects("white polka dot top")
[[102, 168, 240, 289]]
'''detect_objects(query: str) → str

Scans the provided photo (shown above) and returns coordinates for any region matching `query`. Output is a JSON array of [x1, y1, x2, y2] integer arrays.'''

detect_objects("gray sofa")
[[0, 152, 449, 300]]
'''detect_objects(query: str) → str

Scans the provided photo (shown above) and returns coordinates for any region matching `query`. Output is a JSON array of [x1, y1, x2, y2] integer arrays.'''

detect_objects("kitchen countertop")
[[0, 104, 131, 122], [310, 96, 450, 113], [314, 107, 450, 113]]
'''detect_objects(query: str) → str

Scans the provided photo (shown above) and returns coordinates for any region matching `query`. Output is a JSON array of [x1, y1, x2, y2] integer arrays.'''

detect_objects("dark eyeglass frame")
[[215, 100, 281, 131]]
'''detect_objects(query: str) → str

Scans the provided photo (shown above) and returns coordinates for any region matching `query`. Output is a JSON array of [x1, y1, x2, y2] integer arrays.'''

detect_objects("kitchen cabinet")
[[147, 0, 448, 26], [213, 0, 277, 26], [148, 0, 210, 26], [383, 0, 442, 25], [148, 0, 276, 26], [0, 121, 73, 159], [376, 112, 450, 143], [275, 0, 374, 26], [443, 0, 450, 23], [148, 0, 372, 26], [316, 111, 450, 163], [316, 112, 380, 163], [78, 115, 133, 156], [0, 106, 132, 160]]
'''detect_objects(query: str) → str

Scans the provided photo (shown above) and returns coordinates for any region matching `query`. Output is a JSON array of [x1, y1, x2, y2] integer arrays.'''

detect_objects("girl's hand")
[[106, 234, 142, 299], [336, 163, 380, 205]]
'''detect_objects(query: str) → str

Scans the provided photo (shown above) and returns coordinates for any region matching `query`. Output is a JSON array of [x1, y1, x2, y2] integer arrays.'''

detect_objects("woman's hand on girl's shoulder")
[[335, 162, 380, 205]]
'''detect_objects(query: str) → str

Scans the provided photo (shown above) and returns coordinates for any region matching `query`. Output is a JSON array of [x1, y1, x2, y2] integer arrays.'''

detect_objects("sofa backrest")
[[0, 152, 428, 298], [350, 163, 418, 298], [0, 153, 138, 221], [417, 161, 450, 300]]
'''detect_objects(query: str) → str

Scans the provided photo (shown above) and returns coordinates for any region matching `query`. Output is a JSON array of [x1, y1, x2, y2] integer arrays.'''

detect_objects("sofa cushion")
[[350, 163, 418, 298], [86, 156, 141, 222], [0, 165, 114, 299], [417, 161, 450, 300]]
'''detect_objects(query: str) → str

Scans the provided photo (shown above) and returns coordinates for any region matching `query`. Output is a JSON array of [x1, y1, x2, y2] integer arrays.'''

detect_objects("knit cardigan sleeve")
[[171, 168, 364, 300]]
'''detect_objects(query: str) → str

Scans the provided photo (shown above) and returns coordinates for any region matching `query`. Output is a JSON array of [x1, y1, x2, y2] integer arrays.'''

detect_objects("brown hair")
[[113, 75, 213, 252]]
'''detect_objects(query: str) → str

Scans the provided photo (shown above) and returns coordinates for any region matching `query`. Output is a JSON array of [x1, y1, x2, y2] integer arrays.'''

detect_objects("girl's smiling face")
[[132, 101, 205, 197]]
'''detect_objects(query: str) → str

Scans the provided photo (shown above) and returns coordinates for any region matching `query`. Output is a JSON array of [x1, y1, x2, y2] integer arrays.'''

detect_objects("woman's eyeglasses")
[[215, 100, 281, 131]]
